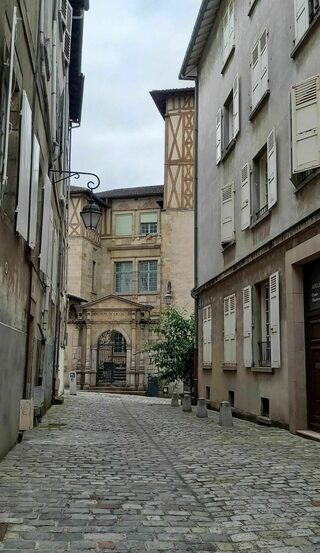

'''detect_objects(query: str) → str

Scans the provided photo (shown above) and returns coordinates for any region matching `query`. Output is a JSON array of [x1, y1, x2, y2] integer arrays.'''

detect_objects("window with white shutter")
[[46, 208, 54, 289], [240, 163, 250, 230], [243, 286, 253, 367], [269, 271, 281, 368], [224, 294, 236, 365], [233, 74, 240, 139], [291, 74, 320, 173], [221, 183, 234, 244], [51, 227, 59, 303], [267, 129, 277, 209], [28, 136, 40, 249], [251, 30, 269, 111], [16, 91, 32, 241], [203, 305, 212, 365], [222, 0, 235, 66], [216, 108, 222, 164], [39, 176, 52, 275], [294, 0, 309, 43]]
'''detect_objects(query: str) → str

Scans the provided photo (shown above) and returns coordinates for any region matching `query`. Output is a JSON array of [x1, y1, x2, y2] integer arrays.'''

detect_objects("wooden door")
[[306, 316, 320, 432]]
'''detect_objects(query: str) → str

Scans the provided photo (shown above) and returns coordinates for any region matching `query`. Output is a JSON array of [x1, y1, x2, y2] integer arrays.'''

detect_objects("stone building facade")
[[0, 0, 88, 458], [66, 88, 195, 390], [180, 0, 320, 433]]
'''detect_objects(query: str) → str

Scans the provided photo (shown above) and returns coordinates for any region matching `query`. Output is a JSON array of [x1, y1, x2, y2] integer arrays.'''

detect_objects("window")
[[258, 281, 271, 366], [253, 145, 268, 219], [140, 212, 158, 235], [291, 74, 320, 177], [138, 261, 157, 293], [206, 386, 211, 401], [114, 261, 133, 294], [216, 74, 239, 163], [113, 332, 127, 354], [114, 213, 133, 236], [221, 183, 235, 244], [228, 390, 235, 407], [202, 305, 212, 365], [222, 0, 235, 66], [223, 294, 236, 365], [294, 0, 320, 44], [251, 29, 268, 112], [261, 397, 270, 417], [91, 260, 96, 293]]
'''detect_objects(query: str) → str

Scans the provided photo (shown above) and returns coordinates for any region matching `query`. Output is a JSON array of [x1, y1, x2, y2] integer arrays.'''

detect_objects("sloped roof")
[[96, 185, 164, 200], [150, 87, 195, 119], [179, 0, 221, 80]]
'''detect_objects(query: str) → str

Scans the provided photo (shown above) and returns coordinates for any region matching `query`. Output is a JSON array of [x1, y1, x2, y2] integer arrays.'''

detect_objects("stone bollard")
[[219, 401, 233, 427], [196, 397, 208, 418], [182, 392, 192, 412], [171, 392, 179, 407]]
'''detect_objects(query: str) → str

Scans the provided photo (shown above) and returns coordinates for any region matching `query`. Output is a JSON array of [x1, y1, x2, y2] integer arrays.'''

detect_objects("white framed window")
[[216, 74, 240, 163], [114, 213, 133, 236], [252, 273, 280, 369], [140, 212, 158, 235], [221, 183, 235, 244], [243, 286, 253, 368], [222, 0, 235, 66], [114, 261, 133, 294], [202, 305, 212, 365], [251, 29, 268, 111], [257, 281, 271, 367], [138, 260, 158, 293], [16, 91, 32, 241], [294, 0, 320, 44], [291, 74, 320, 174], [223, 293, 236, 365]]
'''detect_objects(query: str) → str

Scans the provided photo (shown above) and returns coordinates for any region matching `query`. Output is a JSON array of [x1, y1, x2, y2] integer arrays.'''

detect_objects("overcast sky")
[[71, 0, 201, 192]]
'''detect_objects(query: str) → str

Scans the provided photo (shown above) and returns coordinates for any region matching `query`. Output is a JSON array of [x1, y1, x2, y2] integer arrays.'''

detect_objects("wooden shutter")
[[251, 41, 260, 108], [291, 74, 320, 173], [260, 30, 268, 97], [229, 294, 236, 363], [229, 0, 235, 52], [269, 271, 281, 368], [46, 208, 54, 287], [51, 227, 59, 303], [240, 163, 250, 230], [203, 306, 212, 364], [223, 297, 230, 364], [39, 176, 52, 275], [294, 0, 309, 43], [16, 91, 32, 241], [267, 129, 277, 209], [243, 286, 252, 368], [216, 108, 222, 164], [221, 183, 234, 244], [28, 136, 40, 249], [233, 74, 240, 138]]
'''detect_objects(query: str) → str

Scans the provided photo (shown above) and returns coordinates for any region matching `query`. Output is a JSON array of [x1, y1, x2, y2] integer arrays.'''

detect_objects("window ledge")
[[221, 138, 236, 163], [291, 14, 320, 58], [291, 168, 320, 193], [251, 366, 274, 373], [221, 239, 235, 252], [249, 209, 271, 230], [221, 44, 235, 75], [202, 364, 212, 370], [249, 89, 270, 121], [222, 364, 237, 371], [138, 291, 158, 295]]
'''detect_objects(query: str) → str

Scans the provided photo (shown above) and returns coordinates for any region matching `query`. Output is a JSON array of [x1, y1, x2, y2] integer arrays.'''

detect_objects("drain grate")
[[0, 523, 8, 542]]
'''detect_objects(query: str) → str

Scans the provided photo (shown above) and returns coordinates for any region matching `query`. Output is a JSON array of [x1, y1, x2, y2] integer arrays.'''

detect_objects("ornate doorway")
[[97, 331, 127, 385]]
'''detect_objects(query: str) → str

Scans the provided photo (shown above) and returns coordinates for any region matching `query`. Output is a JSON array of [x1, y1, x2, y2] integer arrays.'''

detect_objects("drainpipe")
[[1, 6, 17, 196], [193, 78, 199, 402]]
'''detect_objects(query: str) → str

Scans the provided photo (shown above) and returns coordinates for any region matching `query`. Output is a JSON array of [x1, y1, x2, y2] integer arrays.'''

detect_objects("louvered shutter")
[[221, 183, 234, 244], [294, 0, 309, 43], [267, 129, 277, 209], [251, 42, 260, 108], [229, 0, 235, 52], [291, 75, 320, 173], [243, 286, 252, 367], [40, 176, 52, 275], [223, 297, 230, 363], [51, 227, 59, 303], [63, 1, 73, 64], [240, 163, 250, 230], [216, 108, 222, 164], [28, 136, 40, 249], [269, 271, 281, 368], [16, 91, 32, 241], [46, 208, 54, 289], [229, 294, 236, 363], [203, 307, 208, 363], [260, 30, 268, 97], [233, 74, 240, 138], [203, 306, 212, 364], [222, 10, 229, 63]]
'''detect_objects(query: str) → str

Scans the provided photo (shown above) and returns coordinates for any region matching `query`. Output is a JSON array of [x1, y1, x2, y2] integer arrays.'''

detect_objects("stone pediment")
[[79, 294, 153, 312]]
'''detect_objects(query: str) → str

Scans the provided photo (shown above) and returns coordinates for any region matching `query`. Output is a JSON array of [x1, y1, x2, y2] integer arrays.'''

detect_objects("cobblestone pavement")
[[0, 393, 320, 552]]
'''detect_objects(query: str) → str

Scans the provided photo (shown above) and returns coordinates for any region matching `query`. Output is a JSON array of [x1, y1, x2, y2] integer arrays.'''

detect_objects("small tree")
[[149, 308, 195, 386]]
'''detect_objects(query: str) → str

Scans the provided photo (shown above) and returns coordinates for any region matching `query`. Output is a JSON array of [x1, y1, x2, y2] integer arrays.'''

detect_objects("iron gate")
[[97, 331, 127, 385]]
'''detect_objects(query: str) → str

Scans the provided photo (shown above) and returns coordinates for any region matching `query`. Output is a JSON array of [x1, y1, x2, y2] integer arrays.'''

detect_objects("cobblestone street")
[[0, 393, 320, 552]]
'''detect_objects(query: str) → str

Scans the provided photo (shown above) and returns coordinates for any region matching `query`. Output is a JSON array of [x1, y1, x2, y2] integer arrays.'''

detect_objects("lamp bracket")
[[49, 170, 100, 192]]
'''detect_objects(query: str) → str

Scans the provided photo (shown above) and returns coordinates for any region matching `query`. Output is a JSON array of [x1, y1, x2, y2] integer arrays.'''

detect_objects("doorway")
[[97, 331, 127, 385], [304, 260, 320, 432]]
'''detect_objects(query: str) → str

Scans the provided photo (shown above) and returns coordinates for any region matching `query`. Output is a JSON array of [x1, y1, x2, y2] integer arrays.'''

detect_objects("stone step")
[[83, 387, 146, 396]]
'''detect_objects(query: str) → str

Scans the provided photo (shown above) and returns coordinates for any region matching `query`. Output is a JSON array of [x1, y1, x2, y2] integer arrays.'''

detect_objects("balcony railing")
[[258, 340, 271, 367]]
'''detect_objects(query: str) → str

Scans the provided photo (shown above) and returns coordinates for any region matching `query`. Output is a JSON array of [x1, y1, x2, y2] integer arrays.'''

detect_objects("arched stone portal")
[[96, 330, 127, 386]]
